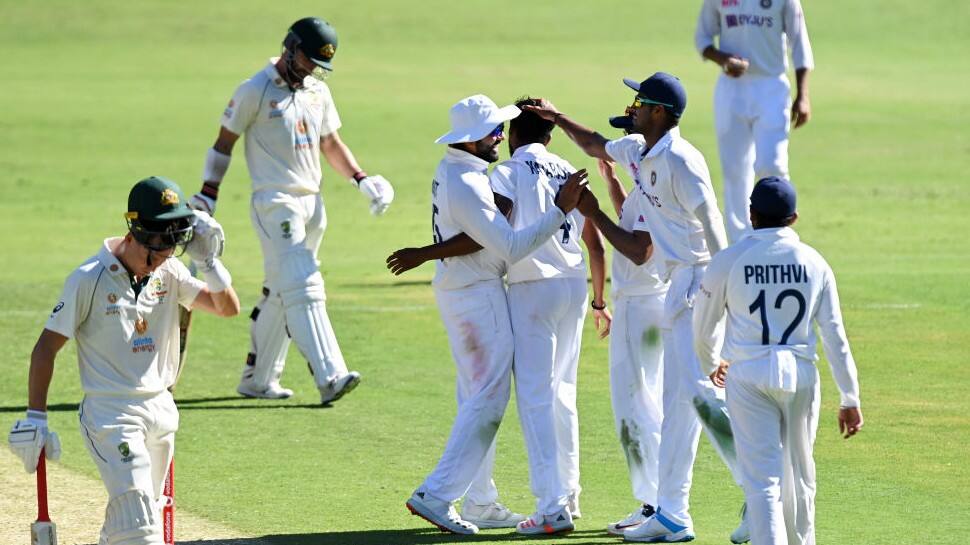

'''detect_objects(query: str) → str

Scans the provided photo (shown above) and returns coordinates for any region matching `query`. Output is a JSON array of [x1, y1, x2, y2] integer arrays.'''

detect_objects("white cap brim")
[[435, 104, 521, 144]]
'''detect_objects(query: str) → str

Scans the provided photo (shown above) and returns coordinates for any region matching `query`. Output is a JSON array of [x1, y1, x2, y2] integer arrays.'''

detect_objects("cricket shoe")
[[460, 501, 526, 529], [319, 371, 361, 405], [406, 490, 478, 534], [236, 380, 293, 399], [568, 491, 582, 519], [623, 508, 695, 543], [515, 508, 574, 536], [608, 504, 655, 535], [730, 503, 750, 544]]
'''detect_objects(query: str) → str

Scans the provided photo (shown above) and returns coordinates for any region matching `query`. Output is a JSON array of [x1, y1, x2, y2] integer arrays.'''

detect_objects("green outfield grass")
[[1, 1, 968, 543]]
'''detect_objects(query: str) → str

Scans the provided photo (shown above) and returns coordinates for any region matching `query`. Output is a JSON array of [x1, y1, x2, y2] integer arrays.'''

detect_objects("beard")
[[472, 139, 501, 163]]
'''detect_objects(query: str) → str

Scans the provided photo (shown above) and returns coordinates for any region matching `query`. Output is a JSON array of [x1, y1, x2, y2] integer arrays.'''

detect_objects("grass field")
[[1, 1, 969, 544]]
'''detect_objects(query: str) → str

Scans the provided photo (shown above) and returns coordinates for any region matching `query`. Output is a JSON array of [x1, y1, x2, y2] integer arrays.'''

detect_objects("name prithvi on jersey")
[[744, 264, 808, 285]]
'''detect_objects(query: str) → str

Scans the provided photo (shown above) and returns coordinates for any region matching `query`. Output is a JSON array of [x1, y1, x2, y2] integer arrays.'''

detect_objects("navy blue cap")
[[750, 177, 797, 218], [609, 115, 634, 130], [623, 72, 687, 118]]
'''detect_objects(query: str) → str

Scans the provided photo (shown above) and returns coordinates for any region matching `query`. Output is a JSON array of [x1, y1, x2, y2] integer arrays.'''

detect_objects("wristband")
[[203, 147, 231, 184], [201, 181, 220, 200], [26, 409, 48, 422], [352, 171, 368, 183], [591, 300, 607, 310], [198, 258, 232, 293], [552, 112, 563, 124]]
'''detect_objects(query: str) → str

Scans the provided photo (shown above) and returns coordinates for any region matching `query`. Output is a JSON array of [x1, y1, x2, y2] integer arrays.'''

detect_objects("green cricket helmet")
[[124, 176, 195, 253], [283, 17, 338, 81]]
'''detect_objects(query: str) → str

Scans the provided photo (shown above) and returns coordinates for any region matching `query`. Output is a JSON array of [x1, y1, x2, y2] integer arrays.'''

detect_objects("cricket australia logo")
[[281, 220, 292, 239], [118, 442, 134, 463]]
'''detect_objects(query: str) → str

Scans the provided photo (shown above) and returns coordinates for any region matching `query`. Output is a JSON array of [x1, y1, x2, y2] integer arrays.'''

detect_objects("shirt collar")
[[264, 58, 288, 88], [511, 143, 548, 158], [643, 126, 680, 160], [743, 226, 800, 242], [444, 147, 490, 172], [99, 237, 131, 277]]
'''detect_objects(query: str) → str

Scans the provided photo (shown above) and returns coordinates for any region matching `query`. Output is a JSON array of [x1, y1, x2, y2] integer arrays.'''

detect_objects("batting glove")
[[189, 192, 216, 215], [8, 410, 61, 473], [186, 210, 226, 266], [358, 175, 394, 216]]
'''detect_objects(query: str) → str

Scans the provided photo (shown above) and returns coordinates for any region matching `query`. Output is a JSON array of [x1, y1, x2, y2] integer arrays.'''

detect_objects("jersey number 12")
[[748, 289, 806, 345]]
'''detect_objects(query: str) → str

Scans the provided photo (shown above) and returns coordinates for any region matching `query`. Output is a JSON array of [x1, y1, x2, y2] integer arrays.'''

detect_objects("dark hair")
[[512, 97, 554, 145], [751, 210, 797, 229]]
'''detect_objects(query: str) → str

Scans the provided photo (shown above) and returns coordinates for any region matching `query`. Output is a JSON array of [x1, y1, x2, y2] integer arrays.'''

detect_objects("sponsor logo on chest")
[[726, 13, 774, 28], [132, 336, 155, 353]]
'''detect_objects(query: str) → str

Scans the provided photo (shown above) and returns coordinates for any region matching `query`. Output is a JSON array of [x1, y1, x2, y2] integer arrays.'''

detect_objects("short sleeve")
[[222, 81, 260, 135], [170, 261, 206, 309], [605, 135, 647, 175], [316, 82, 343, 137], [45, 270, 93, 340], [670, 150, 717, 213], [632, 207, 651, 233], [489, 163, 516, 201]]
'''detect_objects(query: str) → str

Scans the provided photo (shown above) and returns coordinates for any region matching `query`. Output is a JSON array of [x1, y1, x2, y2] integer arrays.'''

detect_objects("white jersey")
[[45, 238, 205, 398], [695, 0, 814, 78], [693, 227, 860, 407], [222, 59, 342, 195], [606, 128, 719, 279], [431, 148, 566, 290], [612, 187, 669, 298], [490, 143, 585, 284]]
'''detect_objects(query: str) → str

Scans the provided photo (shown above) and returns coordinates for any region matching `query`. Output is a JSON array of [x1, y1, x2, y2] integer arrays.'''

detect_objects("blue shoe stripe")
[[654, 509, 689, 533]]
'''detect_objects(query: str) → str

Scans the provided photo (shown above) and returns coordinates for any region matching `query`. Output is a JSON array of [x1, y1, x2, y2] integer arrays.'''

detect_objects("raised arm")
[[522, 100, 612, 161]]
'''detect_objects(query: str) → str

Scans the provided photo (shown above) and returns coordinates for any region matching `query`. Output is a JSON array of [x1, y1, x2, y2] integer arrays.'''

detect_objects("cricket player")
[[525, 72, 749, 543], [695, 0, 815, 242], [593, 158, 670, 536], [388, 94, 588, 534], [8, 177, 240, 545], [191, 17, 394, 402], [693, 177, 863, 545]]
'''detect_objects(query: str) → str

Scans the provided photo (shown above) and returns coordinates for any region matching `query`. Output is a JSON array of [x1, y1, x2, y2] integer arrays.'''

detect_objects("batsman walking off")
[[695, 0, 814, 242], [8, 177, 240, 545], [193, 16, 394, 402], [693, 177, 863, 545]]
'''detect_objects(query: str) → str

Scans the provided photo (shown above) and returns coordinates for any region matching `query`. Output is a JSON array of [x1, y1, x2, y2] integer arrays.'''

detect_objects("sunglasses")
[[633, 96, 674, 109], [488, 124, 505, 138]]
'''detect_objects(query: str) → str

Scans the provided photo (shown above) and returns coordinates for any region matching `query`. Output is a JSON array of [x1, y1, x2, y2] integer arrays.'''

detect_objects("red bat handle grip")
[[37, 447, 50, 523]]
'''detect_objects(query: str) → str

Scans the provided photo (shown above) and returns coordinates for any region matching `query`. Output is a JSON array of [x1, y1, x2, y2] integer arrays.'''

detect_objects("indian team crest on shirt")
[[760, 0, 772, 8]]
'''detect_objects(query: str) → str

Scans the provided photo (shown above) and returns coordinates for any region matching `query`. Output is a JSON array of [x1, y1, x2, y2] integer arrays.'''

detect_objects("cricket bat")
[[31, 448, 57, 545]]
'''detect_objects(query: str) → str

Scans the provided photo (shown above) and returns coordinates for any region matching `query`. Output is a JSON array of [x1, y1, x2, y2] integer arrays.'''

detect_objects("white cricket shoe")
[[608, 504, 655, 535], [515, 508, 574, 536], [236, 380, 293, 399], [460, 501, 526, 529], [730, 503, 750, 544], [623, 509, 695, 543], [406, 490, 478, 534], [568, 491, 582, 519], [319, 371, 361, 405]]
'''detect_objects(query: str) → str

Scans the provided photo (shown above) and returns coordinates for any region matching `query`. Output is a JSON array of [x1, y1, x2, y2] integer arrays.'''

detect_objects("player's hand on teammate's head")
[[521, 98, 561, 122], [791, 94, 811, 129], [838, 407, 863, 439], [592, 306, 612, 339], [386, 248, 425, 275], [554, 169, 589, 214]]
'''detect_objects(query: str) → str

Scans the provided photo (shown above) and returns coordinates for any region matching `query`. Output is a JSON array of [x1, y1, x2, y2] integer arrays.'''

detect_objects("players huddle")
[[7, 4, 862, 545]]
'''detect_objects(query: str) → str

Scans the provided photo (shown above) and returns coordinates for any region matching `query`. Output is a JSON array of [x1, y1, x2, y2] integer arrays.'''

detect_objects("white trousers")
[[421, 279, 512, 504], [245, 190, 348, 388], [727, 358, 820, 545], [509, 277, 588, 515], [609, 292, 666, 506], [80, 393, 178, 545], [657, 265, 742, 527], [714, 74, 791, 242]]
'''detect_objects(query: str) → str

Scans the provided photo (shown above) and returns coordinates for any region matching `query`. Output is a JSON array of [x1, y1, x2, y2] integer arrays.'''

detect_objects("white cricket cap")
[[435, 94, 520, 144]]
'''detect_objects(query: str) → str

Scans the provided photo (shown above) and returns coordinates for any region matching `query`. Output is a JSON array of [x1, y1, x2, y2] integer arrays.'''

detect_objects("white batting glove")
[[186, 210, 225, 266], [190, 192, 216, 215], [8, 410, 61, 473], [358, 175, 394, 216]]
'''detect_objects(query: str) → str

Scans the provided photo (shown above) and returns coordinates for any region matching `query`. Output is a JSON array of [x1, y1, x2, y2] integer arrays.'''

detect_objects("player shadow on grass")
[[175, 528, 608, 544]]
